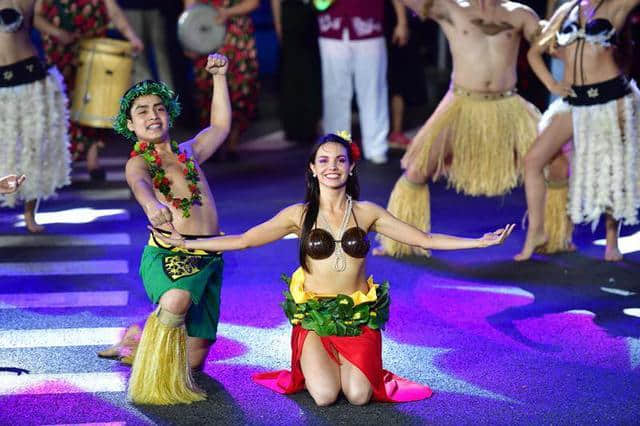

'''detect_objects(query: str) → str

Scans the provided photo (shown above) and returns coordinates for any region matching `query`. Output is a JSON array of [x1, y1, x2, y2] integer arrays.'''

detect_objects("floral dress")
[[40, 0, 110, 158], [192, 0, 259, 131]]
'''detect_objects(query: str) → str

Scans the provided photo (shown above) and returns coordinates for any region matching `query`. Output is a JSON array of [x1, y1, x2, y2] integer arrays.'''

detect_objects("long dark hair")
[[299, 134, 360, 272]]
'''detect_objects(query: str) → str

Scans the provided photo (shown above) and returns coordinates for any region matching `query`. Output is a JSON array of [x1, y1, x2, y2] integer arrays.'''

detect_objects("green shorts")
[[139, 244, 223, 341]]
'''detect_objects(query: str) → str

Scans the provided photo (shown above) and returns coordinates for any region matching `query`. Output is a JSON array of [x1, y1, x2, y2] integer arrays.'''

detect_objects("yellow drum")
[[71, 38, 133, 128]]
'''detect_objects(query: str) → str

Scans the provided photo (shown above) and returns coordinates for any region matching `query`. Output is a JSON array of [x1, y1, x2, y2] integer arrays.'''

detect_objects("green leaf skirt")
[[280, 273, 390, 337]]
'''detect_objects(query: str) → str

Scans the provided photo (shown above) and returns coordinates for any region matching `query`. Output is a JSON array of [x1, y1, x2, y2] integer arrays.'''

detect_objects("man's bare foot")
[[514, 232, 547, 261], [604, 246, 623, 262], [372, 245, 388, 256]]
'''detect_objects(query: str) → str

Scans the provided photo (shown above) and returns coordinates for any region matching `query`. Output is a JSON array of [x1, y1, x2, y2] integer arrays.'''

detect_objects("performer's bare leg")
[[24, 199, 44, 233], [604, 214, 622, 261], [300, 332, 341, 406], [339, 353, 373, 405], [516, 112, 573, 261], [187, 337, 213, 371], [86, 141, 104, 174]]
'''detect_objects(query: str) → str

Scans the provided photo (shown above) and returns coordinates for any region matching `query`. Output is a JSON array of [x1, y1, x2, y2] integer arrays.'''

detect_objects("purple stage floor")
[[1, 143, 639, 425]]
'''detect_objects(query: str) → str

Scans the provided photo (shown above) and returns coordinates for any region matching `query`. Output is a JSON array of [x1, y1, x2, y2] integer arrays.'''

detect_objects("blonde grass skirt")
[[0, 67, 71, 207], [536, 99, 575, 253], [378, 176, 431, 257], [401, 88, 539, 196], [128, 308, 205, 405]]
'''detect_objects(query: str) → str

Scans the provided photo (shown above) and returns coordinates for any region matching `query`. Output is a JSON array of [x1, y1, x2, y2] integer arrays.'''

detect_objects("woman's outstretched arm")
[[151, 204, 303, 251], [369, 202, 513, 250]]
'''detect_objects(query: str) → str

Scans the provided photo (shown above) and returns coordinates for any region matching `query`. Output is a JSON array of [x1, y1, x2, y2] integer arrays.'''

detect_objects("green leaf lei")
[[280, 273, 390, 337], [130, 140, 201, 218]]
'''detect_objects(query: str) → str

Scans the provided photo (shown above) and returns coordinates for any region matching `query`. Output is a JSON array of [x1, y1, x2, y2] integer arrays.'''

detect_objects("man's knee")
[[159, 289, 192, 314]]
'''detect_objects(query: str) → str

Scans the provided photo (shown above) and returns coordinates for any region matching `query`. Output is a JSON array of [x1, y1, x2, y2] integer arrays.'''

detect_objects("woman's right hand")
[[548, 80, 575, 97]]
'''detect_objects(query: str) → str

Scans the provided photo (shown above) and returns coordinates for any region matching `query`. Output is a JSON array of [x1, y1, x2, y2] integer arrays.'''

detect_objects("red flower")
[[188, 184, 197, 192], [183, 168, 189, 175], [161, 177, 170, 186], [73, 15, 84, 26], [139, 142, 148, 151], [130, 150, 138, 158], [172, 199, 181, 208], [154, 156, 162, 166], [153, 180, 160, 189], [349, 143, 361, 162], [178, 153, 187, 163]]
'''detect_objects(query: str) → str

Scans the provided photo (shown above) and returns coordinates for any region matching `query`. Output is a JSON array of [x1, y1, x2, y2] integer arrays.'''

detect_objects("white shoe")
[[368, 154, 388, 165]]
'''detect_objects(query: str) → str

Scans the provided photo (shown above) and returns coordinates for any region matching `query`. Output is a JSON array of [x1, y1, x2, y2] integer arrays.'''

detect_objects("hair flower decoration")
[[336, 130, 361, 162]]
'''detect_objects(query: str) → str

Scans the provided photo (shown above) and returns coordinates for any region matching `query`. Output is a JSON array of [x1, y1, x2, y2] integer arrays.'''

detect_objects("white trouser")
[[319, 35, 389, 159]]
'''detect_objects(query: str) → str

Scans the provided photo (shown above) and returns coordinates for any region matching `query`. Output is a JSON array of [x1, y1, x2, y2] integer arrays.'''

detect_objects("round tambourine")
[[177, 3, 226, 54]]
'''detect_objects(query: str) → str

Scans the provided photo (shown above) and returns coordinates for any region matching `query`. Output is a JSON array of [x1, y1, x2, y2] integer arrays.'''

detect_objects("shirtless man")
[[114, 53, 230, 405], [377, 0, 542, 256]]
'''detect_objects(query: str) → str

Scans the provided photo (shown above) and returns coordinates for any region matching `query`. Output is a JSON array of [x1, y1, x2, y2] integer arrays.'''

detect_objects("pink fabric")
[[317, 0, 384, 40], [252, 325, 432, 403]]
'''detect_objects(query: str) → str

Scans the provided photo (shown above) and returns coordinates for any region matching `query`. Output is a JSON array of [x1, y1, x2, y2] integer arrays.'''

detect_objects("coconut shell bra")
[[305, 211, 370, 260]]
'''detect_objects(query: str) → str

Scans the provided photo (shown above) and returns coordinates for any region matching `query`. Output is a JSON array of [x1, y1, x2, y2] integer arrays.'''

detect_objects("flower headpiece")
[[113, 80, 181, 141], [335, 130, 361, 162]]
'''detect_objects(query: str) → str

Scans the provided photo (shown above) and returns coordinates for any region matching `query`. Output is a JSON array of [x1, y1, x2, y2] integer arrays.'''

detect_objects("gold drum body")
[[71, 38, 133, 128]]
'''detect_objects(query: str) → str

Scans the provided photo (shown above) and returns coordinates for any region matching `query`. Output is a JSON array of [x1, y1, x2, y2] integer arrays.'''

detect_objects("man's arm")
[[403, 0, 452, 23], [125, 157, 173, 227], [518, 5, 543, 43], [190, 54, 232, 163]]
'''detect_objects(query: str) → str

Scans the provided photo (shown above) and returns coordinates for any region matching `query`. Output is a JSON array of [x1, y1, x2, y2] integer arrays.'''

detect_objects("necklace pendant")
[[334, 251, 346, 272]]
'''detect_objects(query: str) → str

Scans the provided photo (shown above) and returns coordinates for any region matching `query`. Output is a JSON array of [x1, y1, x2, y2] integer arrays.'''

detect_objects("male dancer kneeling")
[[113, 53, 230, 405]]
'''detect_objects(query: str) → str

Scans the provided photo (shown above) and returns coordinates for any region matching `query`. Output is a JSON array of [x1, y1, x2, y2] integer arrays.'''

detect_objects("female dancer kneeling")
[[153, 132, 513, 405]]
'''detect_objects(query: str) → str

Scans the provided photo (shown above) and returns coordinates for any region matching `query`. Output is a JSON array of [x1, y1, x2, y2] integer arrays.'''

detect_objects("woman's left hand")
[[478, 224, 515, 247]]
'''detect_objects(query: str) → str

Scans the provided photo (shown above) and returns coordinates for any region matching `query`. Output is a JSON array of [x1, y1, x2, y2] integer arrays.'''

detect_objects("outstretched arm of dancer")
[[369, 202, 514, 250], [150, 204, 304, 251], [126, 158, 173, 228], [0, 174, 26, 194], [188, 54, 232, 163]]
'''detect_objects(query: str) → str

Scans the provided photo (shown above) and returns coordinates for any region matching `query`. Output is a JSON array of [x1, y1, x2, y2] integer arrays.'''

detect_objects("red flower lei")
[[130, 140, 202, 218]]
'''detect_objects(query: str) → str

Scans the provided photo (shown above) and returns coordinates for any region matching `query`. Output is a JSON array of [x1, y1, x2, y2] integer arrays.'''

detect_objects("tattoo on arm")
[[470, 18, 515, 35]]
